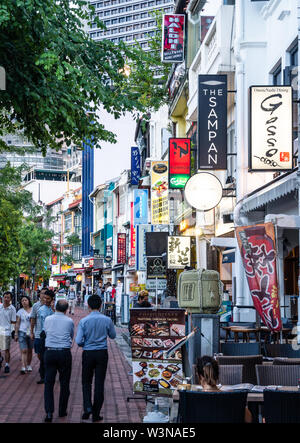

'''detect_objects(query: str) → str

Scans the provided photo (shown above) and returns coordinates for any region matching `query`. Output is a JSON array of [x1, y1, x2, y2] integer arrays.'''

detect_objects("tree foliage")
[[0, 0, 170, 154]]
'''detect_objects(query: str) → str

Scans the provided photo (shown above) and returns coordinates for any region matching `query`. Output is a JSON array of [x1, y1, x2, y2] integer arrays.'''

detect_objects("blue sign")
[[134, 189, 148, 225], [131, 147, 141, 185]]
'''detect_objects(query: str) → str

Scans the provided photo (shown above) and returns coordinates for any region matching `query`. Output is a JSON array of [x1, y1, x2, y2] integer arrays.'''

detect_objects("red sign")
[[169, 138, 191, 189], [236, 223, 282, 332], [51, 245, 58, 265], [117, 233, 126, 264], [162, 14, 185, 63]]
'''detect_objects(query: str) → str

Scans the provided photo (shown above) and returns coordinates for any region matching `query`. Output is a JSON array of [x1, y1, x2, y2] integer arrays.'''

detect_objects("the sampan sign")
[[250, 86, 293, 171]]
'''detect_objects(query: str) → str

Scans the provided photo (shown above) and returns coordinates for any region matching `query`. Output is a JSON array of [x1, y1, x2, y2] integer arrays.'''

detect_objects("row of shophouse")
[[48, 0, 300, 324]]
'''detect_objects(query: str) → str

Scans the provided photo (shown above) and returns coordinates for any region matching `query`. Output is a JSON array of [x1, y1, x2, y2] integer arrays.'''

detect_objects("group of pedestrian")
[[0, 288, 116, 423]]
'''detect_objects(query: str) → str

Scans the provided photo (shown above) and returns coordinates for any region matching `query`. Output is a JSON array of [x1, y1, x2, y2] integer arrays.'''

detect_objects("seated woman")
[[196, 356, 252, 423]]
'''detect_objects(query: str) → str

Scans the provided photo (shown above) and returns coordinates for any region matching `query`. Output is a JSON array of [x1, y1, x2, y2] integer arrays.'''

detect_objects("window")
[[126, 25, 132, 31], [126, 15, 132, 21], [91, 23, 98, 29], [133, 23, 140, 30], [141, 12, 148, 18], [119, 26, 125, 32], [141, 2, 147, 8], [133, 14, 140, 19], [64, 213, 72, 232], [148, 1, 155, 5], [111, 18, 118, 24], [126, 5, 132, 11], [290, 45, 298, 67], [119, 7, 125, 12], [104, 19, 111, 25], [273, 65, 281, 86], [104, 10, 110, 15]]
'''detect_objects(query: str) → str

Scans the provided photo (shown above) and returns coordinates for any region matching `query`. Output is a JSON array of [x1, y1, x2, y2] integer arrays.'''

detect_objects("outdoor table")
[[169, 385, 299, 423], [221, 326, 260, 343], [259, 327, 293, 344]]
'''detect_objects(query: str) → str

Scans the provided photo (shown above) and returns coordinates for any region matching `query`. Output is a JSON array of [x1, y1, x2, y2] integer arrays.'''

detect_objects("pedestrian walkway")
[[0, 307, 146, 423]]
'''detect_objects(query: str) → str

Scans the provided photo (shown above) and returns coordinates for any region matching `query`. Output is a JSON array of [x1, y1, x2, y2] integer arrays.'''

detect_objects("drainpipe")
[[297, 0, 300, 344]]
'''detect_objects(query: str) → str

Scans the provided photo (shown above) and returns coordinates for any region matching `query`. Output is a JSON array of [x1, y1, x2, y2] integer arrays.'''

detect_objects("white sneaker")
[[26, 365, 32, 372]]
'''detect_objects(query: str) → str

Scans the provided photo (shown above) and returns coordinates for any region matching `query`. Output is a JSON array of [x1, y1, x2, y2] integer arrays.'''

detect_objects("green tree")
[[0, 0, 170, 154]]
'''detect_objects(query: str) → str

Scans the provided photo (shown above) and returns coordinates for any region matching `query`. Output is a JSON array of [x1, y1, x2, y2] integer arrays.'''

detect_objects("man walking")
[[75, 295, 116, 422], [0, 292, 16, 374], [67, 287, 76, 316], [43, 299, 74, 423]]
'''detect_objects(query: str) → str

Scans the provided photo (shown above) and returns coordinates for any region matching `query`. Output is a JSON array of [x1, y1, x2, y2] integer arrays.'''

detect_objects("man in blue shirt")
[[76, 295, 116, 422], [43, 299, 74, 423]]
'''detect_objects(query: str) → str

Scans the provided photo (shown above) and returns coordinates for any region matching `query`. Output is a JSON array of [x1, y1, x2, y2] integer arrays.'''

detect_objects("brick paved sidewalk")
[[0, 307, 146, 423]]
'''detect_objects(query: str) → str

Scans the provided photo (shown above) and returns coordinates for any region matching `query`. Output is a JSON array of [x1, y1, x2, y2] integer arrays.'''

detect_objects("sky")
[[93, 0, 223, 188]]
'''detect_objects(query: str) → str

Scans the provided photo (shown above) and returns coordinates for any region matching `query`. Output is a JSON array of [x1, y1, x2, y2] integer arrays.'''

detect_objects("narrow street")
[[0, 307, 146, 423]]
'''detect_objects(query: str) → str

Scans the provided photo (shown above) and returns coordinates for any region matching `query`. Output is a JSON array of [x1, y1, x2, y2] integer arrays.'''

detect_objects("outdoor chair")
[[217, 355, 263, 385], [255, 364, 300, 386], [178, 390, 248, 423], [273, 358, 300, 365], [264, 344, 300, 358], [263, 390, 300, 423], [218, 365, 243, 386], [220, 342, 261, 356]]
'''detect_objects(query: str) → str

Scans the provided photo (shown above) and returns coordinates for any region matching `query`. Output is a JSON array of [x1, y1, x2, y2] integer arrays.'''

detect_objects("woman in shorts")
[[15, 296, 34, 374]]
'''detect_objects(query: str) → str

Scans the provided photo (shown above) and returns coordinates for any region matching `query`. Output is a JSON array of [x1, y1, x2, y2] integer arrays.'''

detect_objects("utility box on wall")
[[177, 269, 223, 314]]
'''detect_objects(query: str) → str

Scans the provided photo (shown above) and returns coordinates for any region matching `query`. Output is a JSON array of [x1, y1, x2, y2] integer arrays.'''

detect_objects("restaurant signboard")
[[167, 236, 191, 269], [169, 138, 191, 189], [130, 308, 185, 396], [131, 147, 141, 185], [249, 86, 293, 171], [151, 161, 169, 225], [235, 223, 282, 332], [197, 75, 227, 170], [147, 257, 167, 279], [133, 189, 148, 225], [161, 14, 185, 63], [117, 233, 126, 264]]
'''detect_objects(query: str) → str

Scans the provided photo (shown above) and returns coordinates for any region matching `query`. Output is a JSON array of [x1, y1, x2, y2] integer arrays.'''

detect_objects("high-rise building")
[[88, 0, 174, 54]]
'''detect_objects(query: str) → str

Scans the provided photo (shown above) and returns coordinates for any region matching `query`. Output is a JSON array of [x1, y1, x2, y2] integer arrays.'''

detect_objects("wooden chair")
[[217, 355, 263, 385], [178, 390, 248, 423], [219, 365, 243, 385], [255, 364, 300, 386]]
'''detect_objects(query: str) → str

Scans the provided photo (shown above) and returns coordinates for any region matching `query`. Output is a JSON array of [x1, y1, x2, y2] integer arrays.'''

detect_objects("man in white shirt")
[[67, 287, 76, 315], [0, 291, 17, 374]]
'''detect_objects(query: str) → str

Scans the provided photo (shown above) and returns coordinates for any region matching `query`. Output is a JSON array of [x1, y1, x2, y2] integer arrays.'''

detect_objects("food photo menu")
[[130, 308, 186, 396]]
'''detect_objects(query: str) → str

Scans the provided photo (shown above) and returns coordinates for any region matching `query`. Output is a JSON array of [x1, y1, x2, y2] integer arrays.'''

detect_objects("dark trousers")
[[39, 336, 46, 380], [82, 350, 108, 417], [44, 349, 72, 415]]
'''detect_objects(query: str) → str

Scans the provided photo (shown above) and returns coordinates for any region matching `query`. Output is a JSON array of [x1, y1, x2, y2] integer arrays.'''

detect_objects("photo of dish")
[[162, 370, 172, 380], [132, 338, 143, 346], [166, 364, 180, 374], [163, 339, 175, 348], [170, 378, 181, 388], [152, 349, 164, 360], [170, 324, 185, 337], [175, 350, 182, 360], [132, 349, 142, 358], [148, 368, 160, 378], [152, 178, 168, 196], [150, 379, 159, 387], [142, 351, 152, 358], [158, 379, 170, 389], [131, 324, 145, 336], [141, 377, 149, 384], [139, 362, 147, 369], [135, 369, 145, 378], [152, 339, 164, 347], [143, 338, 153, 347]]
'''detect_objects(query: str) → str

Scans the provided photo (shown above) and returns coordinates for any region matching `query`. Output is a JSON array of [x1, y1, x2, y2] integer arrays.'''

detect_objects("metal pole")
[[156, 277, 158, 308], [298, 0, 300, 344]]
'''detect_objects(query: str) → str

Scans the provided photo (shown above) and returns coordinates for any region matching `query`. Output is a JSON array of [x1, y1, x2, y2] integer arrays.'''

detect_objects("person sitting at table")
[[196, 356, 252, 423]]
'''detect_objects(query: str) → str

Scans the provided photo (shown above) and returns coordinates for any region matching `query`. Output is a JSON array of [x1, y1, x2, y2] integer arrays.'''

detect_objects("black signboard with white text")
[[197, 75, 227, 170], [147, 257, 167, 279]]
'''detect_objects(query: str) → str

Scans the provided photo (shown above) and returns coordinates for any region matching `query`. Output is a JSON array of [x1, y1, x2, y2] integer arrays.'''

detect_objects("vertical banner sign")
[[133, 189, 148, 225], [198, 75, 227, 170], [151, 161, 169, 225], [236, 223, 282, 332], [168, 236, 191, 269], [117, 233, 126, 264], [249, 86, 293, 171], [51, 245, 58, 265], [161, 14, 185, 63], [130, 202, 136, 264], [130, 308, 186, 396], [131, 147, 141, 185], [136, 224, 153, 271], [169, 138, 191, 189]]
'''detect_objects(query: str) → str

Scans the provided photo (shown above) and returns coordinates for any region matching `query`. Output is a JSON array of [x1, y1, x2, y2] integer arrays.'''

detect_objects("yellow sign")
[[151, 161, 169, 225]]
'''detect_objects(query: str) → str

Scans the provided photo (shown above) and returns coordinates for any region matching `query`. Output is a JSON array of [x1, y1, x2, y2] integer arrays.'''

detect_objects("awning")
[[51, 274, 67, 280], [243, 171, 298, 213], [69, 267, 85, 273]]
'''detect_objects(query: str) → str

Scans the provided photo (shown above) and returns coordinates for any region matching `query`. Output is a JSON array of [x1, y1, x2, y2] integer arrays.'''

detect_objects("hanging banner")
[[235, 223, 282, 332], [161, 14, 185, 63], [168, 236, 191, 269], [130, 308, 185, 397], [51, 245, 58, 265], [136, 224, 154, 271], [147, 257, 167, 279], [130, 202, 136, 267], [133, 189, 148, 225], [131, 147, 141, 185], [198, 74, 227, 170], [117, 233, 126, 264], [249, 86, 293, 171], [169, 138, 191, 189], [151, 161, 169, 225]]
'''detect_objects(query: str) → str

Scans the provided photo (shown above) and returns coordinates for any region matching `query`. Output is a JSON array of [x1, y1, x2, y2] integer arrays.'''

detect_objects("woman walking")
[[15, 296, 34, 374]]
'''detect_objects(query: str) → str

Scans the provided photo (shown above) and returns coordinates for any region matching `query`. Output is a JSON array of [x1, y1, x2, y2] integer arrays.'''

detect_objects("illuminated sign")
[[117, 233, 126, 264], [169, 138, 191, 189], [184, 172, 223, 211], [161, 14, 185, 63], [151, 161, 169, 225]]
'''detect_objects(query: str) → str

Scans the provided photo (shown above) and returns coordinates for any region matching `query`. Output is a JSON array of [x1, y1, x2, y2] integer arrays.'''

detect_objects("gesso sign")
[[249, 86, 293, 171], [197, 75, 227, 170]]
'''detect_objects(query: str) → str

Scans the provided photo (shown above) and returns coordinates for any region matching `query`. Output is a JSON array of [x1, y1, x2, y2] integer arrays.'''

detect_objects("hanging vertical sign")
[[235, 223, 282, 332], [131, 147, 141, 185], [117, 233, 126, 264], [169, 138, 191, 189], [167, 236, 191, 269], [161, 14, 185, 63], [151, 161, 169, 225], [136, 224, 154, 271], [197, 74, 227, 170], [130, 202, 136, 267], [249, 86, 293, 171], [133, 189, 148, 225], [51, 245, 58, 265]]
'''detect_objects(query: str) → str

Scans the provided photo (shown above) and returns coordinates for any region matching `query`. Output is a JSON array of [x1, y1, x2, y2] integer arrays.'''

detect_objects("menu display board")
[[117, 233, 126, 264], [130, 308, 186, 396]]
